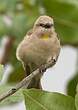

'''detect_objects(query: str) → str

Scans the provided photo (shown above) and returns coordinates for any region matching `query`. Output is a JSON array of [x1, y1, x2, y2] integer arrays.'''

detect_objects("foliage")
[[23, 89, 76, 110]]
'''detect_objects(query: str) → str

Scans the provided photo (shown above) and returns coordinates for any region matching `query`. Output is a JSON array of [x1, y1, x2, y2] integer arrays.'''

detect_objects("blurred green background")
[[0, 0, 78, 98]]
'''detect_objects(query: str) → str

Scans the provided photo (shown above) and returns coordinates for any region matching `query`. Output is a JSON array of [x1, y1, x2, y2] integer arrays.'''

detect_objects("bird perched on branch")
[[16, 15, 61, 89]]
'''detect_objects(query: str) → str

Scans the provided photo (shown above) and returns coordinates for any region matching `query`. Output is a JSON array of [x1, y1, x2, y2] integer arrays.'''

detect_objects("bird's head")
[[33, 15, 55, 35]]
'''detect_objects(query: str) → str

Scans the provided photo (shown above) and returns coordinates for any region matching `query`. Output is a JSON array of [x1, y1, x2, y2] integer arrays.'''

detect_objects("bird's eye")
[[39, 23, 53, 28], [44, 23, 54, 28], [36, 23, 44, 27], [36, 23, 54, 28], [39, 23, 45, 27]]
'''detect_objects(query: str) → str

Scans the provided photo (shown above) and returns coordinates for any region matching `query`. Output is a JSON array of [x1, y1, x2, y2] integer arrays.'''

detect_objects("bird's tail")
[[27, 77, 42, 89], [23, 63, 42, 89]]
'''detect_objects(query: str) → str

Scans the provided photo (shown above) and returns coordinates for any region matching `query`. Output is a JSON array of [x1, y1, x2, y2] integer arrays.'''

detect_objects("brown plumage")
[[16, 15, 61, 89]]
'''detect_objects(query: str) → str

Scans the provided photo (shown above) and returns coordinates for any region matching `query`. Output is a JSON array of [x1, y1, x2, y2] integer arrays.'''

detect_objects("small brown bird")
[[16, 15, 61, 89]]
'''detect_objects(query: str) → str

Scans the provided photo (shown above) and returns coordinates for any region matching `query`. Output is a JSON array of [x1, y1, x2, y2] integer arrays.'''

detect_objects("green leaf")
[[43, 0, 78, 44], [75, 82, 78, 110], [0, 64, 4, 81], [66, 71, 78, 98], [0, 84, 23, 106], [75, 93, 78, 110], [23, 89, 76, 110]]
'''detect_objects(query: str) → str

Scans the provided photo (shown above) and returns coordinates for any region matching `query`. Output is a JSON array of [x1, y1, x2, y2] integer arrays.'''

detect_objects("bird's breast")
[[31, 37, 57, 54], [25, 37, 60, 65]]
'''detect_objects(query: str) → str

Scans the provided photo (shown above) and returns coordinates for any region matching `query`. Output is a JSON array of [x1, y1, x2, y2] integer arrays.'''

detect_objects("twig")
[[0, 59, 55, 102]]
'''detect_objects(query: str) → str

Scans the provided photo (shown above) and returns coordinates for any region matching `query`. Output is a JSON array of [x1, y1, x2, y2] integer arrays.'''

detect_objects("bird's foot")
[[52, 56, 57, 64], [47, 56, 57, 64], [39, 65, 46, 74]]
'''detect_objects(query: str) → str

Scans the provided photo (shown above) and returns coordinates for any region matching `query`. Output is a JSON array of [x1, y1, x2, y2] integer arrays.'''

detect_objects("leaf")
[[75, 93, 78, 110], [75, 82, 78, 110], [23, 89, 76, 110], [66, 71, 78, 97], [43, 0, 78, 44], [0, 64, 4, 81], [0, 84, 23, 106]]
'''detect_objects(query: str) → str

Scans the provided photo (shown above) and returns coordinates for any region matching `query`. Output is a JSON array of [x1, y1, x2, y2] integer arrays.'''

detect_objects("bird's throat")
[[41, 34, 49, 40]]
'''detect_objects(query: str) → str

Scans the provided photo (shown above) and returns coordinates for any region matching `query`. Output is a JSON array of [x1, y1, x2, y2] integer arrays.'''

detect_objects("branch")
[[0, 59, 55, 102]]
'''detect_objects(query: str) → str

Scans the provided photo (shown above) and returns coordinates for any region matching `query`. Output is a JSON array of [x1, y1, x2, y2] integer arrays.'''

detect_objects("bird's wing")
[[23, 62, 31, 77], [23, 29, 33, 40], [57, 33, 60, 40], [26, 29, 33, 36]]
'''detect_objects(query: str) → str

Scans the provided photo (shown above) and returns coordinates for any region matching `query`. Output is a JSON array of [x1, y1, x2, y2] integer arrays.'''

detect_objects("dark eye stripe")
[[39, 23, 45, 27], [37, 23, 54, 28], [44, 23, 53, 28]]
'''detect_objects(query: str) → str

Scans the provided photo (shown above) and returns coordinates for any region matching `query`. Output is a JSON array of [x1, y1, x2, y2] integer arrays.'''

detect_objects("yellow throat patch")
[[41, 34, 49, 40]]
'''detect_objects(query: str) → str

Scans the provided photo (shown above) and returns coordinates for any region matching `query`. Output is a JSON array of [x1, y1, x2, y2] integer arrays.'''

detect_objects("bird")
[[16, 15, 61, 89]]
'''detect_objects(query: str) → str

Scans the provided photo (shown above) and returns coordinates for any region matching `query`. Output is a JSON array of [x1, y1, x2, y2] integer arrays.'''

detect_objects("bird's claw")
[[39, 65, 46, 74], [47, 56, 57, 64], [52, 57, 57, 63]]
